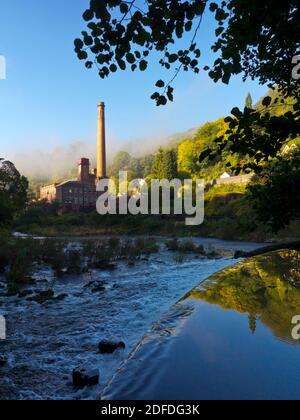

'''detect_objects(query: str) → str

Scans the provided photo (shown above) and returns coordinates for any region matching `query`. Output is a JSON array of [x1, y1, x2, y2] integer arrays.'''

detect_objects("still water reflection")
[[103, 251, 300, 400]]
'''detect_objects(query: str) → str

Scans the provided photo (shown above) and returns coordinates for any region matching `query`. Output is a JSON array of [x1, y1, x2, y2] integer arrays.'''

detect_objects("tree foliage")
[[151, 147, 178, 180], [163, 149, 178, 180], [247, 149, 300, 233], [76, 1, 300, 105], [245, 93, 253, 110], [200, 93, 300, 175], [0, 159, 28, 224], [151, 147, 165, 179], [109, 150, 155, 179], [76, 0, 206, 105]]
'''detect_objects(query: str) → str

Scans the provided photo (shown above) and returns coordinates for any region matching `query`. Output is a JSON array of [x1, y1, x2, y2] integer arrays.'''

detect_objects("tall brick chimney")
[[78, 158, 90, 182], [97, 102, 107, 179]]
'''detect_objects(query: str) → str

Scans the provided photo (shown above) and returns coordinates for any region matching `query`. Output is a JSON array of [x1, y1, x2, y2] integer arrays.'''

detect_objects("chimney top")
[[78, 158, 90, 166], [98, 102, 105, 108]]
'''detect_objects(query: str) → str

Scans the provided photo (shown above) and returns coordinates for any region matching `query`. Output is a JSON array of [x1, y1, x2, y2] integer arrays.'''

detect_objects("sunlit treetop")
[[75, 0, 300, 105]]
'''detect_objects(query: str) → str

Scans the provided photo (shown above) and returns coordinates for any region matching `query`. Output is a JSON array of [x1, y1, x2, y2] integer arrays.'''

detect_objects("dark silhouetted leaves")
[[83, 9, 94, 22], [155, 80, 165, 88], [139, 60, 148, 71], [262, 96, 272, 107]]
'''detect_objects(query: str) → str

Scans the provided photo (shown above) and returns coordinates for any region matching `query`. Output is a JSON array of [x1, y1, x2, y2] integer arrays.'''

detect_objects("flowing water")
[[0, 237, 263, 400]]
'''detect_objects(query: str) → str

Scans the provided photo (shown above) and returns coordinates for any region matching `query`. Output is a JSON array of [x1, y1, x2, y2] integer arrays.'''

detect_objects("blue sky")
[[0, 0, 267, 163]]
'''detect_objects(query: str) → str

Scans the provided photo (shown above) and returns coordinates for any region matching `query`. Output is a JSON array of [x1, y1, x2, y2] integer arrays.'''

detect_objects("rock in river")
[[72, 368, 99, 388], [98, 340, 125, 354], [0, 356, 7, 367]]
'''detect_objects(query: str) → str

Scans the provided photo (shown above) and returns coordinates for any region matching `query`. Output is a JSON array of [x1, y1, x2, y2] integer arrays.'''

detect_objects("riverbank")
[[12, 211, 300, 244], [102, 250, 300, 400], [14, 183, 300, 242]]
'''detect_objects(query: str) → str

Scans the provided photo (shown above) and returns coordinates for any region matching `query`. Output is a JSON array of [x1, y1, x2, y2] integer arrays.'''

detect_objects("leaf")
[[262, 96, 272, 107], [157, 96, 167, 106], [139, 60, 148, 71], [84, 35, 93, 46], [78, 51, 88, 60], [83, 9, 94, 21], [215, 26, 224, 36], [118, 59, 126, 70], [110, 64, 117, 72], [199, 148, 212, 162], [126, 53, 135, 64], [222, 71, 230, 84], [155, 80, 165, 88], [85, 61, 93, 69], [231, 107, 242, 118], [120, 3, 129, 14], [209, 3, 218, 12], [168, 54, 178, 63], [185, 21, 193, 32], [166, 86, 174, 102], [151, 92, 160, 100], [74, 39, 84, 50]]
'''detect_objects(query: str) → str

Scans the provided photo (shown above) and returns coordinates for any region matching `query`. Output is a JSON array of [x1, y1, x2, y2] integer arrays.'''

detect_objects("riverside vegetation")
[[14, 182, 300, 242], [0, 234, 225, 303]]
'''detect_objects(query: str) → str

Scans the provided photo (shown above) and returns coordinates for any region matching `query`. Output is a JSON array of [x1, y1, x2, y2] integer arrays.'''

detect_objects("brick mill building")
[[40, 102, 107, 212]]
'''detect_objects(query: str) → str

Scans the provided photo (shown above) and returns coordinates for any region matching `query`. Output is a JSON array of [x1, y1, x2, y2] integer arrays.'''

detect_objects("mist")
[[11, 126, 198, 185], [13, 142, 97, 184]]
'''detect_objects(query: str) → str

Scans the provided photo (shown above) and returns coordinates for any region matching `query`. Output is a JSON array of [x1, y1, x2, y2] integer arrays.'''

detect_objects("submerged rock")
[[0, 356, 7, 367], [72, 368, 99, 388], [55, 293, 68, 301], [27, 290, 54, 304], [92, 285, 106, 293], [18, 290, 34, 298], [93, 261, 117, 270], [98, 340, 125, 354], [6, 286, 20, 296]]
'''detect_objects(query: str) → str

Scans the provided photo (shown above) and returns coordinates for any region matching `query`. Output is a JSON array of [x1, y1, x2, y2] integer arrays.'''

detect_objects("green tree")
[[247, 148, 300, 232], [245, 93, 253, 109], [163, 150, 178, 180], [139, 154, 155, 178], [0, 159, 28, 224], [110, 151, 132, 178], [177, 139, 200, 178], [152, 148, 165, 179], [248, 315, 257, 335]]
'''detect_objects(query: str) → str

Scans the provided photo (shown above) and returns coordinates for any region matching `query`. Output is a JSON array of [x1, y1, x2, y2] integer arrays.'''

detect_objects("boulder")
[[93, 261, 117, 270], [0, 356, 7, 367], [72, 368, 99, 388], [6, 286, 20, 297], [27, 290, 54, 304], [92, 285, 106, 293], [98, 340, 126, 354], [18, 290, 34, 298], [54, 293, 68, 301]]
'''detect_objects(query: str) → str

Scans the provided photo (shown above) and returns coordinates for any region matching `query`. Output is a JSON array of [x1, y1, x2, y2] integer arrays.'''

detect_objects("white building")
[[220, 172, 232, 179]]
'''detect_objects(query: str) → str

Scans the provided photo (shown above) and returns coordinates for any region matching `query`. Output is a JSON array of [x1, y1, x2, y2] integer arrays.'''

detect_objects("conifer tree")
[[152, 148, 165, 179], [245, 93, 253, 109], [163, 150, 178, 180]]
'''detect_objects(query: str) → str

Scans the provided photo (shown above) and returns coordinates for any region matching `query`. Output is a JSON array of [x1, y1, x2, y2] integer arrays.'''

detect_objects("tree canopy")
[[0, 159, 28, 224], [76, 1, 300, 105]]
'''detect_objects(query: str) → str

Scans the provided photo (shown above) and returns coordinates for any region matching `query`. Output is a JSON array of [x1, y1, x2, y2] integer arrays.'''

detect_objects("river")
[[0, 237, 264, 400]]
